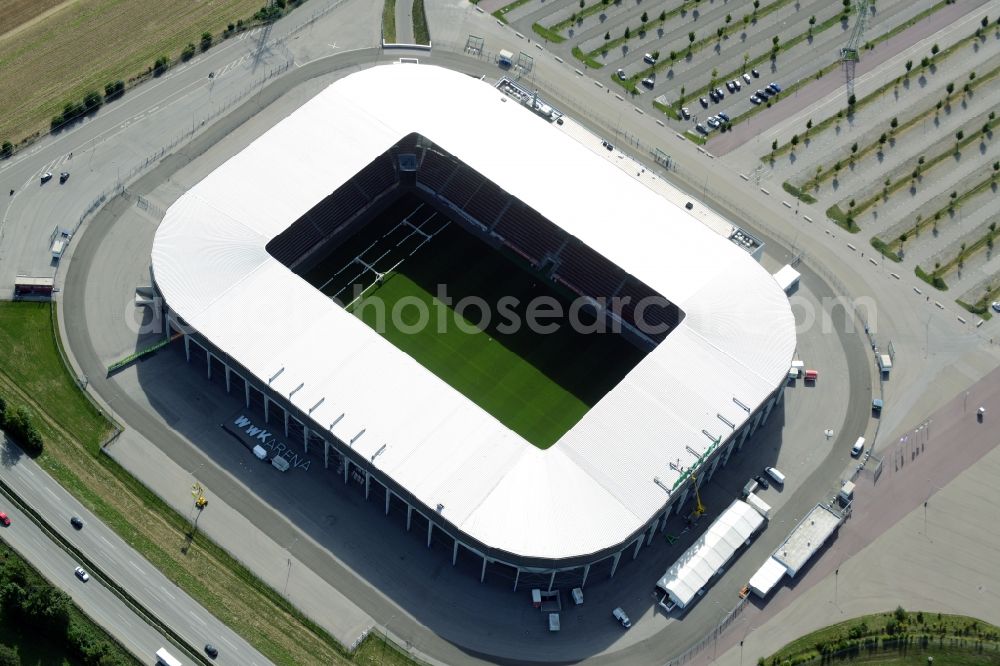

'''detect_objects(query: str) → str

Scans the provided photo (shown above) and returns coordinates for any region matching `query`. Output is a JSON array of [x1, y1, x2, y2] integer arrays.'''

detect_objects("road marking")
[[100, 535, 112, 546], [128, 560, 143, 573], [219, 636, 237, 649], [189, 611, 207, 626], [19, 467, 34, 477], [45, 487, 59, 500], [160, 586, 175, 600]]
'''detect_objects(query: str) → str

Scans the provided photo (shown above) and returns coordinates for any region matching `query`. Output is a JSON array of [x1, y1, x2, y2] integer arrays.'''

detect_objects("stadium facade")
[[151, 65, 796, 588]]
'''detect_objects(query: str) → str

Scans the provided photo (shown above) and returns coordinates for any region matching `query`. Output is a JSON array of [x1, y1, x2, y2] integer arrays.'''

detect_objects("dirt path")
[[0, 0, 80, 45], [709, 0, 980, 156]]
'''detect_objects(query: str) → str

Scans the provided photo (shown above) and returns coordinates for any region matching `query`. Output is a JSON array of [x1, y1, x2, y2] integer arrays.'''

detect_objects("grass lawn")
[[0, 0, 269, 144], [307, 195, 648, 448], [0, 302, 403, 665], [765, 610, 1000, 665]]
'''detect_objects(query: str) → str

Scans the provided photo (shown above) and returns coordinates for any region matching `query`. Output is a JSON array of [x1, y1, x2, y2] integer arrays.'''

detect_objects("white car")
[[706, 117, 720, 128], [616, 68, 626, 80], [40, 172, 53, 184], [643, 53, 656, 65], [641, 77, 655, 88], [742, 72, 753, 84], [732, 79, 741, 90], [612, 607, 632, 628], [680, 107, 691, 119], [991, 301, 1000, 313], [74, 566, 90, 582]]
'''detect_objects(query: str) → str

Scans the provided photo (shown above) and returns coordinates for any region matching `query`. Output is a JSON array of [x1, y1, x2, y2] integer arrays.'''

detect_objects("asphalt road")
[[0, 437, 271, 666], [4, 0, 997, 663], [0, 441, 171, 661]]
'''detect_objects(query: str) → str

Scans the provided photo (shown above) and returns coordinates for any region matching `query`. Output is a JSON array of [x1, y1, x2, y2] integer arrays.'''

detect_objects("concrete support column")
[[406, 505, 412, 531], [659, 509, 671, 533], [452, 540, 459, 566], [184, 334, 190, 362], [645, 521, 656, 546], [225, 365, 231, 393], [581, 563, 591, 588], [632, 536, 643, 560], [480, 555, 487, 583], [737, 425, 750, 451], [206, 353, 212, 380], [303, 426, 309, 454], [365, 471, 370, 500], [427, 520, 434, 548], [749, 410, 763, 436], [283, 410, 289, 438], [761, 394, 776, 425], [722, 439, 736, 466], [610, 551, 622, 578], [385, 488, 391, 515], [264, 396, 269, 423], [343, 459, 349, 484], [244, 381, 250, 408], [547, 570, 556, 592], [513, 568, 520, 592], [675, 488, 690, 514]]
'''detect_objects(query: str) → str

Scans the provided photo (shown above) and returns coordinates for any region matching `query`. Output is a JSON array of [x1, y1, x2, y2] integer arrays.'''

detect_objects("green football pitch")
[[304, 195, 648, 448]]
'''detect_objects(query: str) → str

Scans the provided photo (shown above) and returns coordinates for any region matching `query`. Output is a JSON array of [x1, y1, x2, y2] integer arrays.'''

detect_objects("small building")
[[771, 504, 844, 578], [13, 275, 54, 299], [748, 556, 786, 598], [772, 264, 800, 294]]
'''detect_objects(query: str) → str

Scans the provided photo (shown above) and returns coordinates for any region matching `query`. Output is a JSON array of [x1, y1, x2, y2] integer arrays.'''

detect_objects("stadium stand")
[[492, 201, 565, 266], [615, 278, 679, 341], [353, 154, 397, 200], [555, 239, 627, 301], [461, 178, 510, 227], [417, 149, 458, 192], [440, 165, 486, 209]]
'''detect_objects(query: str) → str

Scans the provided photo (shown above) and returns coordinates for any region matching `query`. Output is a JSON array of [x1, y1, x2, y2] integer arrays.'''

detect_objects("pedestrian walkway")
[[395, 0, 415, 45]]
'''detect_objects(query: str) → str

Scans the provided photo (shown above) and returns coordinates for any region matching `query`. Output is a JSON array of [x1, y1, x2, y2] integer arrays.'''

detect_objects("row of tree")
[[0, 396, 42, 456], [0, 545, 134, 665]]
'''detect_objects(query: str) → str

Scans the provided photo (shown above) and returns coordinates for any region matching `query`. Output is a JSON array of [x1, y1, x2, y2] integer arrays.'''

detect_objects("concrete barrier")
[[847, 243, 856, 251], [656, 120, 664, 127], [869, 258, 878, 266], [760, 188, 770, 195], [595, 81, 603, 88], [740, 174, 749, 181], [958, 316, 967, 324], [934, 301, 944, 309], [890, 273, 900, 280], [803, 215, 813, 223], [977, 320, 985, 327], [634, 107, 644, 114], [615, 94, 624, 101], [675, 133, 685, 140], [555, 56, 564, 63], [782, 201, 792, 208], [914, 287, 923, 295], [574, 69, 583, 76]]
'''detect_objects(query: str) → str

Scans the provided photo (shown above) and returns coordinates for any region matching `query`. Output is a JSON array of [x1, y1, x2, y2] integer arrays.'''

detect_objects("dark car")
[[754, 475, 770, 490], [205, 644, 219, 659], [769, 82, 782, 93], [59, 172, 70, 184], [751, 68, 760, 77], [699, 96, 709, 107], [70, 516, 84, 529], [40, 172, 53, 184], [717, 111, 730, 123]]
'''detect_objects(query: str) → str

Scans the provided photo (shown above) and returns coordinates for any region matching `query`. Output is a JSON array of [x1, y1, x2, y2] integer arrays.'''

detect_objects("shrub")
[[200, 31, 213, 51], [181, 43, 196, 61], [0, 141, 12, 159], [153, 55, 170, 76], [895, 606, 907, 622], [2, 405, 43, 456], [82, 91, 102, 112], [931, 43, 939, 55], [103, 80, 125, 102]]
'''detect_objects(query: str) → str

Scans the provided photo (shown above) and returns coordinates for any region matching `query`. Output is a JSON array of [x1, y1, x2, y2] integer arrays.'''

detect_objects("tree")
[[580, 0, 585, 7], [624, 26, 630, 39], [604, 31, 610, 40], [641, 10, 648, 23], [772, 139, 778, 151], [0, 644, 18, 666], [790, 134, 799, 146], [669, 50, 677, 62], [809, 15, 816, 26], [905, 59, 913, 73], [982, 15, 989, 28], [201, 31, 213, 51], [878, 132, 887, 145], [753, 0, 760, 9], [921, 56, 930, 69], [83, 91, 102, 112], [806, 118, 813, 130], [688, 31, 695, 43], [956, 130, 964, 141], [153, 55, 170, 75], [847, 93, 856, 107], [969, 71, 977, 81], [725, 13, 731, 23], [3, 405, 43, 456], [717, 26, 724, 39], [659, 10, 666, 21], [181, 43, 196, 61], [104, 80, 125, 101], [931, 43, 939, 55], [772, 35, 779, 46], [945, 82, 954, 95], [890, 117, 898, 130], [851, 142, 858, 154], [0, 141, 12, 159]]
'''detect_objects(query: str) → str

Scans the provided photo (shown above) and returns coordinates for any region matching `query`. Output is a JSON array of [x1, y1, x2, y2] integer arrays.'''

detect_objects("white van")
[[851, 437, 865, 457], [764, 466, 785, 485]]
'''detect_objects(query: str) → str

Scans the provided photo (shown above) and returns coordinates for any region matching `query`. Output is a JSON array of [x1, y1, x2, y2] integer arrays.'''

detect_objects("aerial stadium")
[[150, 64, 796, 588]]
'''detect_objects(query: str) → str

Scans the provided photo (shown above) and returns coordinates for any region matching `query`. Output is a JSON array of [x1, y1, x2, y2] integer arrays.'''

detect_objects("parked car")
[[680, 107, 691, 119], [643, 53, 657, 65], [764, 466, 785, 485], [742, 72, 753, 84], [751, 68, 760, 77], [40, 172, 53, 184], [70, 516, 84, 530], [74, 566, 90, 582], [205, 644, 219, 659], [715, 87, 725, 99], [699, 96, 709, 107], [695, 123, 708, 134], [717, 111, 730, 122], [0, 513, 10, 527], [641, 77, 655, 88], [769, 82, 782, 92], [708, 90, 719, 102], [726, 81, 736, 92], [992, 301, 1000, 313], [732, 79, 741, 90], [757, 89, 770, 99], [749, 95, 761, 104], [612, 607, 632, 628], [706, 116, 720, 128], [754, 474, 770, 490], [616, 68, 626, 80], [59, 172, 70, 184]]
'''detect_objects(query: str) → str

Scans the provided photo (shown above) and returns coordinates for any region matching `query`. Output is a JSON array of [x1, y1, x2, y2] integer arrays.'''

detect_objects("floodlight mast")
[[840, 0, 872, 99]]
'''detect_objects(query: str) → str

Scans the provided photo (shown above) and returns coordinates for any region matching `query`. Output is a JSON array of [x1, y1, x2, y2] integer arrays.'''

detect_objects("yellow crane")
[[690, 474, 706, 518]]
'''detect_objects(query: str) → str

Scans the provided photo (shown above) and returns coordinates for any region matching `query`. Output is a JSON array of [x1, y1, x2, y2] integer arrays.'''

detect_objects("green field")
[[304, 195, 648, 448]]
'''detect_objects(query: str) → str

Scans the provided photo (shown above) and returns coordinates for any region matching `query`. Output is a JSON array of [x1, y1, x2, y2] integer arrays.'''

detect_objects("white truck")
[[878, 354, 892, 376]]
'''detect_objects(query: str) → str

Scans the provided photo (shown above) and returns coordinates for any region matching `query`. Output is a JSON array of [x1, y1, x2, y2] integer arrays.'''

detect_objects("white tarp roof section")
[[772, 264, 800, 293], [772, 504, 843, 577], [152, 64, 796, 561], [656, 500, 765, 608], [748, 556, 787, 598]]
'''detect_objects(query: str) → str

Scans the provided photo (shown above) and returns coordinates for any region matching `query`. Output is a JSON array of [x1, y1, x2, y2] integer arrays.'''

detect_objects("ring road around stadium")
[[150, 65, 795, 588]]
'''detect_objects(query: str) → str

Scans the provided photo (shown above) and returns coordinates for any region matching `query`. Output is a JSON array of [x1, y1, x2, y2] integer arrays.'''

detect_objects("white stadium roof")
[[152, 64, 796, 561]]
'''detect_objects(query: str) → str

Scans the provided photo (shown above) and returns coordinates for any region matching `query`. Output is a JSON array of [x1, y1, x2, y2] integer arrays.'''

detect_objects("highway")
[[0, 438, 271, 666]]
